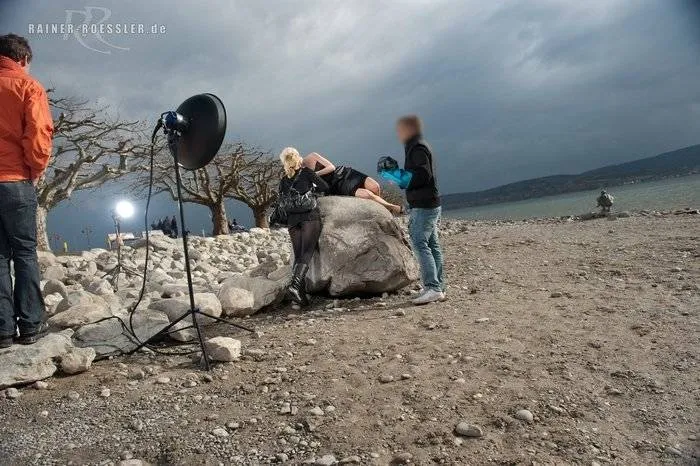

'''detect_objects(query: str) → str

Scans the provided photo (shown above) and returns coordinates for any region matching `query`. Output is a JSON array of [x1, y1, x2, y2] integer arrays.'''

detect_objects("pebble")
[[454, 422, 483, 437], [550, 291, 563, 298], [474, 317, 490, 323], [391, 452, 413, 464], [339, 456, 361, 464], [100, 388, 111, 398], [275, 453, 289, 462], [515, 409, 534, 422], [309, 406, 324, 416], [130, 418, 145, 432], [66, 390, 80, 400], [212, 427, 229, 437], [379, 374, 395, 383], [665, 446, 683, 456], [394, 310, 406, 317], [5, 388, 20, 399], [156, 376, 171, 384], [315, 455, 337, 466], [548, 405, 565, 414], [32, 381, 49, 390]]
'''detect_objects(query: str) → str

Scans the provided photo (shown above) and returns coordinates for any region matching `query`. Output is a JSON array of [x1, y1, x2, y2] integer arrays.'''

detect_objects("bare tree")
[[226, 149, 281, 228], [37, 92, 149, 250], [143, 142, 280, 234]]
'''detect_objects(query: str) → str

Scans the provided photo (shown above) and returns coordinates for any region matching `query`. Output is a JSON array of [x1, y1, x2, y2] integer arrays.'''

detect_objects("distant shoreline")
[[442, 172, 699, 211]]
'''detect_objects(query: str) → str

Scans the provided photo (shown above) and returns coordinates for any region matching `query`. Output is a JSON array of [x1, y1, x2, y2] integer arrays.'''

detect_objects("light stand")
[[131, 102, 253, 370], [104, 206, 139, 290]]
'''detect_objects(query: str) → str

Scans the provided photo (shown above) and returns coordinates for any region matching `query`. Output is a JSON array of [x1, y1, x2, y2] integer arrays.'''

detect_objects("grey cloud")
[[1, 0, 699, 247]]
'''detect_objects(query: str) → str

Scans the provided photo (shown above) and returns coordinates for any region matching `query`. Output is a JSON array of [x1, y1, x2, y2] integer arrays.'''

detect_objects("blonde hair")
[[279, 147, 303, 178]]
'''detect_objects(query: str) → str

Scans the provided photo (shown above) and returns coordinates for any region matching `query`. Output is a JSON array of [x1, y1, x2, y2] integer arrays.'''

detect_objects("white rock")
[[454, 422, 483, 437], [47, 304, 112, 329], [60, 347, 96, 375], [217, 286, 254, 316], [0, 330, 74, 389], [515, 409, 534, 422], [148, 293, 222, 323], [204, 337, 241, 362]]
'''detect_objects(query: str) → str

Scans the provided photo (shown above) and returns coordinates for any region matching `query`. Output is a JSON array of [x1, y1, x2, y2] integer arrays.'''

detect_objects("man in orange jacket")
[[0, 34, 53, 348]]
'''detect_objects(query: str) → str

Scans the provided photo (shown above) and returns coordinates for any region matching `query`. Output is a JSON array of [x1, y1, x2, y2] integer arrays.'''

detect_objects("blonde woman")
[[278, 147, 329, 306], [302, 152, 403, 215]]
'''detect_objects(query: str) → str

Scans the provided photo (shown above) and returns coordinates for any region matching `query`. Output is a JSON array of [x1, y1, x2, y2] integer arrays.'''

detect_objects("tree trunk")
[[253, 206, 269, 228], [210, 202, 229, 235], [36, 205, 51, 251]]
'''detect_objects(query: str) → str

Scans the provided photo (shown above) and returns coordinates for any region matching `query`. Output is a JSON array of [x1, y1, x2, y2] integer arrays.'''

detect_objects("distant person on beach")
[[301, 151, 403, 215], [0, 34, 53, 347], [597, 190, 614, 214], [170, 216, 178, 238], [385, 115, 445, 305]]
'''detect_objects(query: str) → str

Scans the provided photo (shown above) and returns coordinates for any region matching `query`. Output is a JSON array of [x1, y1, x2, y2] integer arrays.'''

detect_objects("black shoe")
[[286, 263, 310, 306], [16, 322, 49, 345], [0, 335, 13, 349]]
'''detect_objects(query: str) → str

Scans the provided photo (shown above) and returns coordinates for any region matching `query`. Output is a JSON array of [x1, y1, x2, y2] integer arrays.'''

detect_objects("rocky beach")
[[0, 202, 698, 465]]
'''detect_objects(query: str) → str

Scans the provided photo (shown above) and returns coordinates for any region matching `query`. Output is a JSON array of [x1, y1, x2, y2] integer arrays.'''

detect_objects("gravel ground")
[[0, 214, 698, 466]]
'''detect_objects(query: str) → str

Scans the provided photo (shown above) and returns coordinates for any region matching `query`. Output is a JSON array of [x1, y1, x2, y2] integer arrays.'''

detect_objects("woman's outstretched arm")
[[304, 152, 336, 176]]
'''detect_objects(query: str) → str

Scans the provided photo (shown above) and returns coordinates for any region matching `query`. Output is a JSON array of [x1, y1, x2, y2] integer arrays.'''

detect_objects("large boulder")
[[218, 273, 288, 315], [0, 330, 74, 388], [47, 303, 112, 329], [307, 197, 418, 296], [73, 309, 170, 358], [147, 292, 222, 323]]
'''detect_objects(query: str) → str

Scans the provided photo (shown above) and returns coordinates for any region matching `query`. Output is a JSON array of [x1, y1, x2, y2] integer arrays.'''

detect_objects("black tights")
[[288, 220, 322, 265]]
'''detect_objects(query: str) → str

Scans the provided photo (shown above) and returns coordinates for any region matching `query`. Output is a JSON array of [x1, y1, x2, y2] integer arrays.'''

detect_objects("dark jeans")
[[288, 219, 322, 265], [0, 181, 45, 337]]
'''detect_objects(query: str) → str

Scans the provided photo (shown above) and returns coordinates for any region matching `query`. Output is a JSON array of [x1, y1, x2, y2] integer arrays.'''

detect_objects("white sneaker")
[[412, 289, 443, 305]]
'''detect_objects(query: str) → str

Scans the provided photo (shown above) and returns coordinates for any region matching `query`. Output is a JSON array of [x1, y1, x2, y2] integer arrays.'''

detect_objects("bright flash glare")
[[115, 200, 135, 219]]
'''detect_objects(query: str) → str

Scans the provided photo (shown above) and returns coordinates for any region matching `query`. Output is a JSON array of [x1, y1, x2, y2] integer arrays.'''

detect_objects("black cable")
[[74, 121, 199, 357]]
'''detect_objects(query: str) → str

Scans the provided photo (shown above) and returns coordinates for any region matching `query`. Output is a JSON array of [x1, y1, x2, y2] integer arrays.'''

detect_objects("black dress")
[[315, 162, 367, 196], [279, 167, 330, 227]]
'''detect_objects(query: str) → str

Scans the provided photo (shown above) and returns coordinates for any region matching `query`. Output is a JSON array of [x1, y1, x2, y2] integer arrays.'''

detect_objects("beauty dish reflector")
[[171, 93, 227, 170]]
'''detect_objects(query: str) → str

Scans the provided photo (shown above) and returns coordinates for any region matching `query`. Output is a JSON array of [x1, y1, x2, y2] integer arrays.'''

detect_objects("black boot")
[[286, 263, 309, 306]]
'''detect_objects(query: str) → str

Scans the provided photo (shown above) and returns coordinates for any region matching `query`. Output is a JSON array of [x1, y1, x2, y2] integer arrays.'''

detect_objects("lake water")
[[444, 174, 700, 221]]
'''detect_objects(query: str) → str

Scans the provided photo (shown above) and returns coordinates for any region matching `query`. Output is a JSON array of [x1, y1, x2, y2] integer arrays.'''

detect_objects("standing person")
[[278, 147, 329, 306], [396, 115, 445, 305], [161, 217, 171, 237], [170, 216, 178, 238], [0, 34, 53, 347]]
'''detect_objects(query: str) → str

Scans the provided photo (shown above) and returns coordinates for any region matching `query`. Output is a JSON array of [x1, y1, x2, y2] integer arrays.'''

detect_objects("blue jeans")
[[408, 206, 444, 292], [0, 181, 45, 337]]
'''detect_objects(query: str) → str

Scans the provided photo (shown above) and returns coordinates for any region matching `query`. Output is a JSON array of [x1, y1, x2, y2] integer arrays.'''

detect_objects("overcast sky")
[[2, 0, 700, 247]]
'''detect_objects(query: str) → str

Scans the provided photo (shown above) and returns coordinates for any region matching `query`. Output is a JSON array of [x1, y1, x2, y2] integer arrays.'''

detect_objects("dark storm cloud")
[[3, 0, 699, 192], [1, 0, 699, 247]]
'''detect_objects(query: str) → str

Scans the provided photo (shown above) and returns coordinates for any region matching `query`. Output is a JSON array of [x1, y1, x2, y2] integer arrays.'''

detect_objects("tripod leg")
[[196, 311, 255, 333], [130, 309, 195, 354], [190, 311, 210, 371]]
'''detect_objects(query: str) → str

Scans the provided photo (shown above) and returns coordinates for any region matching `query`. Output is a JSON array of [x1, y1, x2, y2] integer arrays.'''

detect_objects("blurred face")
[[396, 123, 415, 143]]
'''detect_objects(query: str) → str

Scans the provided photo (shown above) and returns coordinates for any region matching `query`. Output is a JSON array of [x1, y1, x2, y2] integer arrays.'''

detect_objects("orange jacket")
[[0, 56, 53, 182]]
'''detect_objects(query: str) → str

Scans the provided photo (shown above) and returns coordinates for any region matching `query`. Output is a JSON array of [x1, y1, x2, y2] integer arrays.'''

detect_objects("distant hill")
[[442, 144, 700, 210]]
